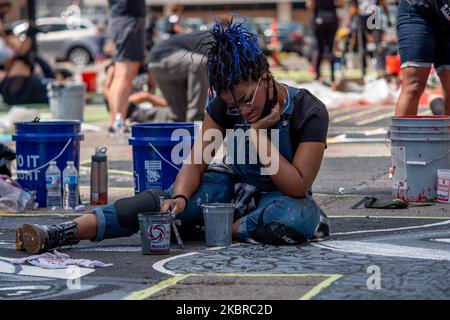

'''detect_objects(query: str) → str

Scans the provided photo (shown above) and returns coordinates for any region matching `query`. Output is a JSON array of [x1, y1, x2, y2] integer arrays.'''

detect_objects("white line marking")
[[205, 243, 242, 251], [0, 285, 51, 291], [152, 252, 199, 276], [313, 241, 450, 261], [430, 238, 450, 244], [74, 246, 141, 252], [0, 258, 95, 279], [331, 220, 450, 236]]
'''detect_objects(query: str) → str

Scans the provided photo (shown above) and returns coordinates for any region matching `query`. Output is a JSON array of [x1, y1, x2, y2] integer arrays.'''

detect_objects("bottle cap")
[[92, 147, 107, 162], [67, 161, 74, 165]]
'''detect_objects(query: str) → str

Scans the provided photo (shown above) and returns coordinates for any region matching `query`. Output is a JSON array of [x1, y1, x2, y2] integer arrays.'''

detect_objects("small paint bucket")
[[202, 203, 235, 247], [437, 169, 450, 203], [138, 213, 172, 255]]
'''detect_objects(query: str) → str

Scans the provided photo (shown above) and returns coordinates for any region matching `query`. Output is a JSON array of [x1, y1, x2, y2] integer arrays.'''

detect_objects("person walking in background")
[[308, 0, 342, 87], [107, 0, 146, 133], [146, 11, 160, 52], [350, 0, 392, 77], [164, 3, 186, 37], [95, 23, 107, 62], [395, 0, 450, 116]]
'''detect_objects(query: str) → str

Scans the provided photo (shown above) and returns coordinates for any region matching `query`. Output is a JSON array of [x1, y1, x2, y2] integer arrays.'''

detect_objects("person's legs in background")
[[438, 70, 450, 115], [395, 67, 430, 115], [435, 24, 450, 115], [373, 28, 385, 77], [395, 0, 435, 116], [313, 24, 325, 81], [108, 15, 145, 129], [108, 61, 140, 128], [324, 22, 338, 84]]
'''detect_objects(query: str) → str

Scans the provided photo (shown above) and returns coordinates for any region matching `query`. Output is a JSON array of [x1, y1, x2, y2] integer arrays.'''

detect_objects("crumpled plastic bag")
[[0, 106, 40, 134], [361, 78, 398, 105], [0, 175, 35, 214]]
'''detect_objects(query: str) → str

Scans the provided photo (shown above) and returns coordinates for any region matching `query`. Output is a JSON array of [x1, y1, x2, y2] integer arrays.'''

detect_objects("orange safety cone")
[[269, 18, 282, 67]]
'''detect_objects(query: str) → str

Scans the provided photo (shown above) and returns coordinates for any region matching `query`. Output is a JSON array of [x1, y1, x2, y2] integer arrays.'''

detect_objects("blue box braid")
[[205, 18, 270, 96]]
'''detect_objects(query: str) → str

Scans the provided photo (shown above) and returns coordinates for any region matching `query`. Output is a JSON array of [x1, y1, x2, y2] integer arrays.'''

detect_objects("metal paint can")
[[138, 213, 172, 255]]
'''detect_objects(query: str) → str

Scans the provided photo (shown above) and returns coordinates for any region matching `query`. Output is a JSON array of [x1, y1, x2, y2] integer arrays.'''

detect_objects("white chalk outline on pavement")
[[430, 238, 450, 244], [331, 220, 450, 236], [152, 252, 200, 276], [313, 241, 450, 261], [0, 257, 95, 279], [152, 244, 242, 276]]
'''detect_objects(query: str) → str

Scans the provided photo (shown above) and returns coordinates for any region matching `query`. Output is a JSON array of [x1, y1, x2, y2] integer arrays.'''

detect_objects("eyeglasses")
[[227, 77, 263, 116]]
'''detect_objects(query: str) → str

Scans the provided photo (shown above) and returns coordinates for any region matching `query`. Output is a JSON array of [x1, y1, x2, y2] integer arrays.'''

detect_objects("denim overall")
[[93, 86, 321, 243]]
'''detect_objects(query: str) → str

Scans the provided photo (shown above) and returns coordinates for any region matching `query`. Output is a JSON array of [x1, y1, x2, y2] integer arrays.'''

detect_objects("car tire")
[[67, 47, 92, 67]]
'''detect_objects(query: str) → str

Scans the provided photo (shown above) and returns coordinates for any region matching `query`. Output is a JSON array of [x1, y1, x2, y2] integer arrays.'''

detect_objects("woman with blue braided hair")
[[15, 20, 329, 254]]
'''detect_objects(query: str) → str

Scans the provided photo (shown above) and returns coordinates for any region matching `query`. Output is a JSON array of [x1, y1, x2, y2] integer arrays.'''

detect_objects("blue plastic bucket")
[[13, 120, 84, 207], [129, 123, 196, 194]]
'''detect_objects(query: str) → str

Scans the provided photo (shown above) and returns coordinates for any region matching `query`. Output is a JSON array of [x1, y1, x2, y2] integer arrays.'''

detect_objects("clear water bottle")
[[45, 161, 62, 209], [114, 113, 125, 144], [63, 161, 79, 210]]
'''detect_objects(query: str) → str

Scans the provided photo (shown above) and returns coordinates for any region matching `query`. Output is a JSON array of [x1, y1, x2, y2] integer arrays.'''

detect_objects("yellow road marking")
[[326, 134, 347, 144], [124, 273, 342, 300], [328, 107, 356, 117], [356, 111, 394, 126], [418, 109, 432, 116], [332, 107, 381, 124], [124, 275, 191, 300], [300, 274, 343, 300]]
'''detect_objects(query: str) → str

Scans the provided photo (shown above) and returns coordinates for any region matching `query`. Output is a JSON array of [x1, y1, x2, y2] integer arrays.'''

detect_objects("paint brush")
[[160, 196, 184, 249], [171, 214, 184, 250]]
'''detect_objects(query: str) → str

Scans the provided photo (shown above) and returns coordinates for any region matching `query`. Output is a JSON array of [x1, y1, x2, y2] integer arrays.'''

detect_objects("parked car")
[[13, 17, 100, 67], [262, 21, 308, 56]]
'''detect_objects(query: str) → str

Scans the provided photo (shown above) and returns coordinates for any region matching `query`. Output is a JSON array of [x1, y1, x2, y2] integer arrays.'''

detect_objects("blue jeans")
[[397, 0, 450, 73], [93, 172, 320, 242]]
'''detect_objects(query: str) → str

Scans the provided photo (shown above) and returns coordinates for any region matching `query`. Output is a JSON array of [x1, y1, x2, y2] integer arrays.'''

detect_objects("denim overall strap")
[[228, 85, 298, 191]]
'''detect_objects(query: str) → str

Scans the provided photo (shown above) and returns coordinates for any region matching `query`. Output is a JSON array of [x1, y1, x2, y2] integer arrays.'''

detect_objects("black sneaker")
[[310, 210, 330, 242], [108, 126, 130, 134]]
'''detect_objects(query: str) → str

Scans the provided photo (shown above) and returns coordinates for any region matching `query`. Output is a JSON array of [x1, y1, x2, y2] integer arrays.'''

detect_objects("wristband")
[[172, 194, 189, 207]]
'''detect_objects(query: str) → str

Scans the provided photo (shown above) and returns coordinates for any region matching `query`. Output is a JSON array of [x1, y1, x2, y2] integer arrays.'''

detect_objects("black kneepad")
[[115, 189, 169, 229], [252, 222, 308, 245], [251, 208, 307, 245]]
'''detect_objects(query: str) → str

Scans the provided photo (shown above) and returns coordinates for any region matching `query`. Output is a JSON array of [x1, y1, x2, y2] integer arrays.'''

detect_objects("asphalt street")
[[1, 104, 450, 300]]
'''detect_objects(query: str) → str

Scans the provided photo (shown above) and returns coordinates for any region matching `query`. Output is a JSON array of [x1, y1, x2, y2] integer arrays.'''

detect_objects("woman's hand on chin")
[[250, 103, 281, 130]]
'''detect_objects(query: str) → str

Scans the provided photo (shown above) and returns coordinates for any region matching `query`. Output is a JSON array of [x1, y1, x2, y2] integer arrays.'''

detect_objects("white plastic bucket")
[[437, 169, 450, 203], [48, 82, 85, 122], [389, 116, 450, 202]]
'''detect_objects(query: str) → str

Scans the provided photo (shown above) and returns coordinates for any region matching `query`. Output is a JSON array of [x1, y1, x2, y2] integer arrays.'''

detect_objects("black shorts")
[[109, 16, 145, 63]]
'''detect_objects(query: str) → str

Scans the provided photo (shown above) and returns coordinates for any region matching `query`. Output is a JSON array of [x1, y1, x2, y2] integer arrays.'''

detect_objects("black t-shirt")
[[206, 88, 329, 155], [108, 0, 146, 17], [315, 0, 338, 21], [148, 31, 213, 63]]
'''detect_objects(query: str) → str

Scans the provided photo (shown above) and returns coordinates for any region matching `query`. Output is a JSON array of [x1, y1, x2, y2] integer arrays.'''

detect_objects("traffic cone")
[[269, 18, 281, 67]]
